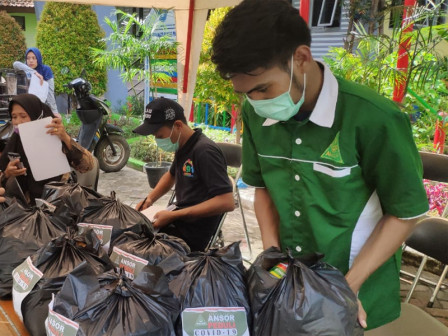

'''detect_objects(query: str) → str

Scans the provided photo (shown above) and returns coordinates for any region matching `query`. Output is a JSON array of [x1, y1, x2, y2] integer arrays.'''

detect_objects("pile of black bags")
[[1, 181, 365, 336], [12, 229, 114, 336], [0, 201, 67, 298], [48, 262, 180, 336]]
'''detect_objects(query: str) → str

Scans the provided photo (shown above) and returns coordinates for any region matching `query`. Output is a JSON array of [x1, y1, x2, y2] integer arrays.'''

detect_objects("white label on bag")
[[182, 307, 250, 336], [77, 223, 113, 253], [45, 298, 79, 336], [109, 247, 148, 280], [12, 256, 43, 321]]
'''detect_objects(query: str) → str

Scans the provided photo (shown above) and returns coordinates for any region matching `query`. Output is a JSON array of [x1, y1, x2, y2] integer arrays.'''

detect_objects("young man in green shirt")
[[212, 0, 428, 332]]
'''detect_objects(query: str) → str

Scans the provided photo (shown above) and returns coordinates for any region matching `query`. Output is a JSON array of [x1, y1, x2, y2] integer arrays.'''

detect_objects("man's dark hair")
[[211, 0, 311, 78], [162, 117, 187, 129]]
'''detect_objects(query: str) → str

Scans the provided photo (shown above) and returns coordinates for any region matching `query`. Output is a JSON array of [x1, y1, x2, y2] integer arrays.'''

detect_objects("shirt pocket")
[[313, 162, 352, 178]]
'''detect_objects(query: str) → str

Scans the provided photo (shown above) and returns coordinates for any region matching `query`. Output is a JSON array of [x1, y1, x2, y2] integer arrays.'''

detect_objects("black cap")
[[133, 97, 184, 135]]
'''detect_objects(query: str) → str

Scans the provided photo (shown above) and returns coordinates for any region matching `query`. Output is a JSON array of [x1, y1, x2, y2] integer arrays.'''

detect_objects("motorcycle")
[[65, 74, 130, 173]]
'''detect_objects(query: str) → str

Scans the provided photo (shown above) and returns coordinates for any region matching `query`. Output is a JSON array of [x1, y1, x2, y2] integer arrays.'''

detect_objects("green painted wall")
[[10, 12, 37, 49]]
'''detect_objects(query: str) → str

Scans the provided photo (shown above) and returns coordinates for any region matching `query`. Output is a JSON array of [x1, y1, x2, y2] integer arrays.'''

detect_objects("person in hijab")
[[0, 94, 94, 205], [13, 47, 59, 116]]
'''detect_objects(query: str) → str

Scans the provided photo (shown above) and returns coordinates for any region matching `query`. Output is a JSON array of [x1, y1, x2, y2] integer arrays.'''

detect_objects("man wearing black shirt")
[[134, 97, 234, 251]]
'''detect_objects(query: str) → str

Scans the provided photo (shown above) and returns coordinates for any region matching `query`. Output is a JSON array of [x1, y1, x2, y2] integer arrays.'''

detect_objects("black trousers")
[[159, 215, 221, 252]]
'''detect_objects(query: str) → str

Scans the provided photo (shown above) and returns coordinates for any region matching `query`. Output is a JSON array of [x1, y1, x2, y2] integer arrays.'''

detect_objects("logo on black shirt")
[[183, 159, 194, 177]]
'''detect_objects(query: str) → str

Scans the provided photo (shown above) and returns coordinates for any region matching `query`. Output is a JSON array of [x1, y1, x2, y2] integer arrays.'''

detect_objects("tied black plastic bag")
[[247, 247, 364, 336], [0, 201, 66, 298], [158, 242, 251, 335], [14, 229, 114, 336], [111, 224, 190, 265], [0, 196, 12, 213], [80, 191, 153, 243], [41, 182, 102, 228], [49, 261, 180, 336]]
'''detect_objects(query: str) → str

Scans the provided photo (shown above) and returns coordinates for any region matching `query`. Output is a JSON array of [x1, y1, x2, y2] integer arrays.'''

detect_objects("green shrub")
[[111, 114, 141, 139], [0, 11, 26, 68], [195, 123, 236, 143], [36, 3, 107, 96], [130, 137, 174, 163], [114, 95, 145, 119], [62, 112, 81, 138]]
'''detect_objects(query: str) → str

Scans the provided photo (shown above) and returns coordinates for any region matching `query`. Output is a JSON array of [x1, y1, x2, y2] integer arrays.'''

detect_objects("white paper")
[[141, 204, 176, 221], [28, 73, 49, 103], [18, 117, 71, 181]]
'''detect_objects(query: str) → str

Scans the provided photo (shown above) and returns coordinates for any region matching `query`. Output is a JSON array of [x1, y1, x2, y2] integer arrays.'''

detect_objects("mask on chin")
[[246, 54, 306, 121]]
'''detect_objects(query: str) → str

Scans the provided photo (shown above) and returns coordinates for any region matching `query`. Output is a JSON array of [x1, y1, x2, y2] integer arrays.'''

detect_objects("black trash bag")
[[50, 261, 180, 336], [80, 191, 153, 243], [0, 201, 66, 298], [0, 195, 13, 213], [247, 247, 364, 336], [14, 229, 114, 336], [41, 182, 102, 228], [158, 242, 251, 335], [111, 224, 190, 265]]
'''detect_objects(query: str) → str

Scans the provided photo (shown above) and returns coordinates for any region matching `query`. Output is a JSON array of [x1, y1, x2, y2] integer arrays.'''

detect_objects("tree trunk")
[[235, 96, 244, 144], [236, 110, 242, 144], [344, 0, 356, 52], [368, 0, 380, 34], [378, 0, 385, 35]]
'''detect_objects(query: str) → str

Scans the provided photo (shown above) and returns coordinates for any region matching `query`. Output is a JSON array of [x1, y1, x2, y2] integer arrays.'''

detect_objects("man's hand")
[[345, 279, 367, 328], [0, 187, 5, 203], [136, 197, 152, 211], [153, 210, 176, 229], [346, 281, 367, 329], [356, 299, 367, 329], [345, 215, 418, 330], [5, 159, 27, 178]]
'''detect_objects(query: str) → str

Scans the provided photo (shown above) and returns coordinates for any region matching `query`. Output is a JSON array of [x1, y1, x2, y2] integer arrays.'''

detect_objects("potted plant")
[[130, 137, 173, 188], [144, 147, 172, 188]]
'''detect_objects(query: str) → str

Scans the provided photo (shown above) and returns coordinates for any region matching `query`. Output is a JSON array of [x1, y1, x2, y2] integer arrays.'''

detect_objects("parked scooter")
[[65, 73, 130, 173]]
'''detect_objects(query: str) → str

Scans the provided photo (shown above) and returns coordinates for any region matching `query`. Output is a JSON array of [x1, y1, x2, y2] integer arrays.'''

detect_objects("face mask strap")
[[169, 123, 181, 145], [288, 54, 294, 92], [302, 73, 307, 99]]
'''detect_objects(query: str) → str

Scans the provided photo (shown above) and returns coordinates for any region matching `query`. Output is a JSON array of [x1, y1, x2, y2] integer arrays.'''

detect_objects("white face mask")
[[155, 125, 181, 152], [246, 55, 306, 121]]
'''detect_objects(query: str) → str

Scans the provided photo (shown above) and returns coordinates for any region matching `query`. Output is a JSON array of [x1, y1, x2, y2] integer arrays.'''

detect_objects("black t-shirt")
[[163, 129, 232, 251], [170, 128, 232, 207]]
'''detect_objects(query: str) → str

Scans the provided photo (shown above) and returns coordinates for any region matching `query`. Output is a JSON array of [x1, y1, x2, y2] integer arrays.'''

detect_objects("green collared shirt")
[[242, 64, 429, 329]]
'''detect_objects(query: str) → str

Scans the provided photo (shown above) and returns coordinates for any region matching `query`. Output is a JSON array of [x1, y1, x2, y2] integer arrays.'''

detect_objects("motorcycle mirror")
[[60, 67, 70, 75], [80, 69, 87, 79]]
